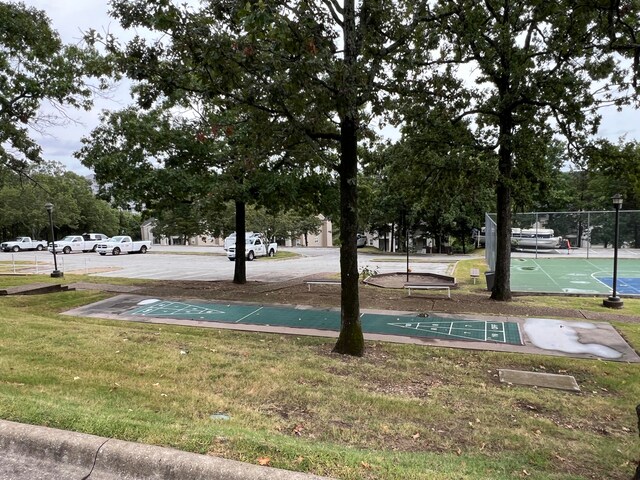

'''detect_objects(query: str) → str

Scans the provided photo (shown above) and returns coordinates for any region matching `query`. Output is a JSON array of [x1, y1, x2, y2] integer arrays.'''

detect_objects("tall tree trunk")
[[333, 117, 364, 356], [491, 111, 514, 301], [233, 200, 246, 284], [332, 0, 364, 356]]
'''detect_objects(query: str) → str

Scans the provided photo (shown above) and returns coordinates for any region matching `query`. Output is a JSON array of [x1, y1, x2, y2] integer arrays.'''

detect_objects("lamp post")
[[44, 203, 63, 278], [603, 194, 623, 309]]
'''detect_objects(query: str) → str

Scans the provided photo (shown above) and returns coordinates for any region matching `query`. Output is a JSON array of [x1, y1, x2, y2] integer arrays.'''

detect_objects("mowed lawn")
[[1, 278, 640, 479]]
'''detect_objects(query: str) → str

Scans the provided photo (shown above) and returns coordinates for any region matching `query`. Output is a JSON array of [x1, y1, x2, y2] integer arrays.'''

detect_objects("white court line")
[[531, 259, 563, 291], [235, 306, 264, 323], [619, 279, 640, 295]]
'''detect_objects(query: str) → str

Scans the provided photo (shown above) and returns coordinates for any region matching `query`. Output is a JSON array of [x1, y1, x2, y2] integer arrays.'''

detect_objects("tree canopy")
[[0, 163, 126, 240], [419, 0, 640, 300], [0, 1, 107, 175]]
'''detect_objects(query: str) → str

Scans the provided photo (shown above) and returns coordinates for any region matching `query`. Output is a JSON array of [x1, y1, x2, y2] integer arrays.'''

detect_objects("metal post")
[[587, 212, 591, 259], [535, 212, 539, 259], [406, 227, 410, 282], [603, 194, 623, 309], [44, 203, 63, 278]]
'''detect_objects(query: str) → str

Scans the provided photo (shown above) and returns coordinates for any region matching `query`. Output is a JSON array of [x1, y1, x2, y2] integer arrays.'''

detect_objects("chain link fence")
[[483, 210, 640, 271]]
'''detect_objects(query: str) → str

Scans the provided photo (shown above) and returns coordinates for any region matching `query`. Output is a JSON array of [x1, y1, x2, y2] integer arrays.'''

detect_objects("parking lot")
[[1, 245, 458, 282]]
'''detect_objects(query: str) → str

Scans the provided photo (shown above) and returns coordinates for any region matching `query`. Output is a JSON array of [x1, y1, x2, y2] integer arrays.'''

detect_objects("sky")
[[19, 0, 640, 175]]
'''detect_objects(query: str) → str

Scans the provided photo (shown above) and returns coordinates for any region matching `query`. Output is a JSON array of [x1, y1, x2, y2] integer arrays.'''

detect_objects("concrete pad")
[[0, 283, 72, 295], [499, 369, 580, 392]]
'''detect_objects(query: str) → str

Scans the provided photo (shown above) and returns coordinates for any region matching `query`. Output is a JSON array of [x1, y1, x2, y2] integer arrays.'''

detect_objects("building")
[[141, 216, 333, 248]]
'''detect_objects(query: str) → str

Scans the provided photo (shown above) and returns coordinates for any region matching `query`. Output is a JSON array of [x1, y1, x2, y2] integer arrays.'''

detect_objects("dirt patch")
[[130, 278, 637, 324]]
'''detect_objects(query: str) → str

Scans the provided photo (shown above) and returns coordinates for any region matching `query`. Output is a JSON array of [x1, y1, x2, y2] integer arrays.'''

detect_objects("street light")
[[44, 203, 63, 278], [603, 194, 623, 309]]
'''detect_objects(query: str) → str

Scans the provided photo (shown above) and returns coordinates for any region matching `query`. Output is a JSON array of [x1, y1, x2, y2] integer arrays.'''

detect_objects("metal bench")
[[305, 280, 341, 291], [403, 284, 451, 298]]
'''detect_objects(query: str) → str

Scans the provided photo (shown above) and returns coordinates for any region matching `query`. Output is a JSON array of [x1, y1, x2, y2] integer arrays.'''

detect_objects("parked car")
[[357, 234, 367, 248], [223, 232, 260, 251], [227, 235, 277, 261], [49, 233, 109, 254], [96, 236, 151, 255], [1, 237, 47, 252], [82, 233, 109, 242]]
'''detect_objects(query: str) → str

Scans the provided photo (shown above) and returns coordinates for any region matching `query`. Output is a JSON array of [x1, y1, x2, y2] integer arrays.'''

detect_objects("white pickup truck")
[[1, 237, 47, 252], [96, 236, 151, 256], [227, 236, 277, 261], [49, 233, 109, 254], [223, 232, 260, 251]]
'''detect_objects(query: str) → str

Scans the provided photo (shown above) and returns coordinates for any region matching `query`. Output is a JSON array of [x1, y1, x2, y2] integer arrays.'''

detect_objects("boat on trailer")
[[510, 227, 563, 249], [475, 226, 563, 249]]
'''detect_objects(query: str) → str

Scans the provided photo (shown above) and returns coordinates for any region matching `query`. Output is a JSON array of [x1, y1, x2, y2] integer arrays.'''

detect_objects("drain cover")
[[498, 369, 580, 392]]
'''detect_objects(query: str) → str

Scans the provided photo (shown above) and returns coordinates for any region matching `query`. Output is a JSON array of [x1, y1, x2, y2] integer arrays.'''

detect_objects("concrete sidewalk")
[[0, 420, 332, 480]]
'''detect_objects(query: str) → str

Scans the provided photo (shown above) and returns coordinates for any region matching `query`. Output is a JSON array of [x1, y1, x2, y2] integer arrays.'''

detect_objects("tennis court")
[[510, 257, 640, 295]]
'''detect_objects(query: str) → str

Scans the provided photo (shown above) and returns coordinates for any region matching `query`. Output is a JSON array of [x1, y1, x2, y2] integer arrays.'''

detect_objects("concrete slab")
[[0, 283, 73, 295], [499, 369, 580, 392], [62, 294, 640, 363]]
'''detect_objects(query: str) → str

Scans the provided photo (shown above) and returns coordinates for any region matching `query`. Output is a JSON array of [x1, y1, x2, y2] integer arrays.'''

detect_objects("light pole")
[[603, 194, 623, 309], [44, 203, 63, 278]]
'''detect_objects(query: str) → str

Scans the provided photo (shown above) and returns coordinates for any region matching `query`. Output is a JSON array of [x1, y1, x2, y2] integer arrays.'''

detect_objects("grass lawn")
[[1, 275, 640, 479]]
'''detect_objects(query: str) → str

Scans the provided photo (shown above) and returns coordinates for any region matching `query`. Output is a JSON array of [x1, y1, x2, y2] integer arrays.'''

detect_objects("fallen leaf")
[[257, 457, 270, 466], [361, 462, 371, 469]]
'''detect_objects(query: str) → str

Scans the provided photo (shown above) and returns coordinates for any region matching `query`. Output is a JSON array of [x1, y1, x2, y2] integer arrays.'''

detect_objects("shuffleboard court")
[[126, 299, 523, 345], [510, 257, 640, 295]]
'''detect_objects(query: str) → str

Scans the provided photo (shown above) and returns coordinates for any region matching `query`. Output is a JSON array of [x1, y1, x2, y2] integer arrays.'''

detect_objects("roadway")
[[1, 245, 460, 282]]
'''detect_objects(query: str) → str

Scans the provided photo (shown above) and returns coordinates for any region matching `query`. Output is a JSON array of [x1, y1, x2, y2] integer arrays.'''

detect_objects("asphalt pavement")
[[1, 245, 459, 282]]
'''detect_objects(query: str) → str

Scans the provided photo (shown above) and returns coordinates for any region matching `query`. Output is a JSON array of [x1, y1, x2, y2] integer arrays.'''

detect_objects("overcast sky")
[[20, 0, 640, 175]]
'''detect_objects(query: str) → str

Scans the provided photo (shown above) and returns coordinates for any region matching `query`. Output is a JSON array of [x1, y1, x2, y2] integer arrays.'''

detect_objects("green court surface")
[[126, 300, 522, 345], [510, 257, 640, 295]]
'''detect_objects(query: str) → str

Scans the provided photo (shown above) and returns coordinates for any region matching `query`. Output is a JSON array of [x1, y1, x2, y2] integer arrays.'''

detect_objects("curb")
[[0, 420, 332, 479]]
